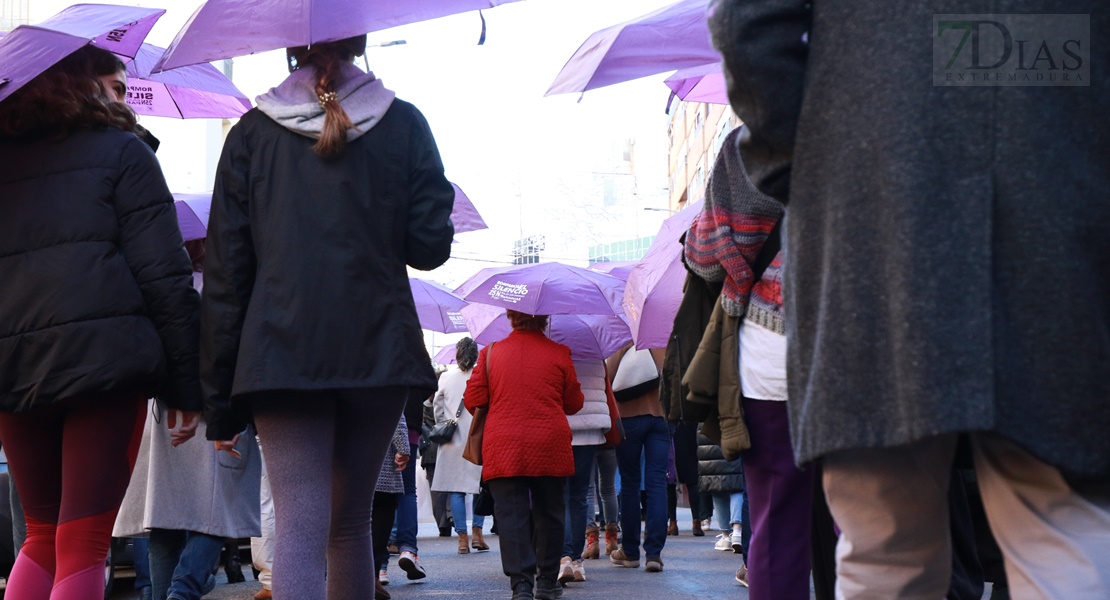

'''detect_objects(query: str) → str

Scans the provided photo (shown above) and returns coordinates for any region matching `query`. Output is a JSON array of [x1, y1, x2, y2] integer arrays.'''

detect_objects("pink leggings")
[[0, 392, 145, 600]]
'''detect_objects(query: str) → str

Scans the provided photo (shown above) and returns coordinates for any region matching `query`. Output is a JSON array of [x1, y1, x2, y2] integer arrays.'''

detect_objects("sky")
[[26, 0, 696, 353]]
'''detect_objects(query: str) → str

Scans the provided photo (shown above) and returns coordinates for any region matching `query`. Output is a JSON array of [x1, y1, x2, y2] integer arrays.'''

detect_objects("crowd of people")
[[2, 1, 1107, 599]]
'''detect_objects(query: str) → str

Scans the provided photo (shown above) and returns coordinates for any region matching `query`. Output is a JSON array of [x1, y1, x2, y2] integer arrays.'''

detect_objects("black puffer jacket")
[[201, 102, 454, 440], [0, 129, 200, 413], [697, 433, 744, 494]]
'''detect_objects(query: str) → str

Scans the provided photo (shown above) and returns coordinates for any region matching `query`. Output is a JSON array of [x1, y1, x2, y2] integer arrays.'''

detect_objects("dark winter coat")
[[710, 0, 1110, 476], [696, 433, 744, 495], [660, 270, 721, 423], [0, 129, 200, 413], [201, 103, 454, 440]]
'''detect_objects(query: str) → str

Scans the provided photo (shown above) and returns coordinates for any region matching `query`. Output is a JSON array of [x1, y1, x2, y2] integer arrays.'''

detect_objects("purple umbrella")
[[409, 278, 470, 334], [623, 200, 703, 349], [461, 303, 632, 360], [174, 192, 212, 242], [433, 342, 485, 365], [0, 4, 164, 103], [125, 43, 251, 119], [664, 62, 728, 105], [455, 262, 625, 316], [545, 0, 718, 97], [450, 183, 488, 234], [154, 0, 524, 72], [588, 261, 638, 281]]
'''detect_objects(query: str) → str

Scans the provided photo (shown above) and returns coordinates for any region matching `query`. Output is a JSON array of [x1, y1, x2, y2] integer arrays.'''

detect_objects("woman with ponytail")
[[201, 35, 455, 600], [431, 337, 488, 555]]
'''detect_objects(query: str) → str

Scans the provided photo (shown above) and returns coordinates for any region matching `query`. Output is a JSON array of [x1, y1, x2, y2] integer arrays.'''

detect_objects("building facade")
[[666, 100, 738, 211], [1, 0, 31, 31]]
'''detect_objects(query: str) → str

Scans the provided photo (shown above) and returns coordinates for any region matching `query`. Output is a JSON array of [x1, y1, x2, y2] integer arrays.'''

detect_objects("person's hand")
[[167, 410, 200, 447], [214, 433, 242, 458], [394, 453, 409, 472]]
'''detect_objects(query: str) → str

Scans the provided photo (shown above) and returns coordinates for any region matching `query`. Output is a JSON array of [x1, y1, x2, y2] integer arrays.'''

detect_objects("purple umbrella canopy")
[[433, 343, 484, 365], [125, 43, 252, 119], [173, 192, 212, 242], [450, 182, 488, 234], [0, 4, 164, 103], [587, 260, 638, 281], [664, 62, 727, 105], [545, 0, 718, 97], [454, 262, 625, 316], [461, 303, 632, 361], [154, 0, 524, 72], [623, 200, 703, 349], [409, 278, 470, 334]]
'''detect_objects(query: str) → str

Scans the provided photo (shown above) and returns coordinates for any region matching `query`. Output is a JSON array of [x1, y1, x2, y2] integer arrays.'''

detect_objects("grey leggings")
[[586, 447, 619, 526], [251, 388, 406, 600]]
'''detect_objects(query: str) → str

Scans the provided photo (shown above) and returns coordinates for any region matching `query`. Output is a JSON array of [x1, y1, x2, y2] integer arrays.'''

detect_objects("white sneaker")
[[378, 568, 388, 585], [571, 560, 586, 582], [558, 556, 575, 584], [714, 533, 732, 551], [398, 551, 427, 580], [730, 530, 743, 554]]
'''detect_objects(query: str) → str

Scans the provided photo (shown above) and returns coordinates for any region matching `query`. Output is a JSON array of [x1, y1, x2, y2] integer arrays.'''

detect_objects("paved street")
[[107, 509, 776, 600]]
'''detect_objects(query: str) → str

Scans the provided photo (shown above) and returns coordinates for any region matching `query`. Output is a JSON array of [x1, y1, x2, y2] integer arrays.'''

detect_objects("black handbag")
[[426, 401, 464, 444], [473, 482, 495, 517]]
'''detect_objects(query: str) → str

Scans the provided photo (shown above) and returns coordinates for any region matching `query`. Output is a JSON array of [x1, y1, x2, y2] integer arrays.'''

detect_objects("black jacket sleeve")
[[113, 136, 201, 411], [709, 0, 811, 204], [404, 107, 454, 271], [201, 123, 257, 440]]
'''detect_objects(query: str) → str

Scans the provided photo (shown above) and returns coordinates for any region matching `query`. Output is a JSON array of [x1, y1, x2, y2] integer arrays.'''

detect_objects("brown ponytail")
[[286, 35, 367, 158]]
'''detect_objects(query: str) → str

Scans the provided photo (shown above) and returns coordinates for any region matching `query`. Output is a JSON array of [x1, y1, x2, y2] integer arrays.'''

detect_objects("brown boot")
[[667, 518, 679, 536], [692, 519, 704, 537], [604, 524, 619, 556], [471, 527, 489, 551], [457, 531, 470, 554], [584, 525, 600, 559]]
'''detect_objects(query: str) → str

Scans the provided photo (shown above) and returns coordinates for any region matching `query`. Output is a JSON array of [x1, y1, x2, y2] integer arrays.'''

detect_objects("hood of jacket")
[[255, 61, 395, 142]]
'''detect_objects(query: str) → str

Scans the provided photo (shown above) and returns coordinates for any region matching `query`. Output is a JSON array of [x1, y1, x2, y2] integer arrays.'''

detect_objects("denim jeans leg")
[[167, 532, 224, 600], [472, 501, 485, 530], [396, 443, 420, 554], [713, 493, 731, 530], [149, 529, 186, 600], [615, 417, 647, 560], [641, 417, 670, 559], [132, 536, 152, 592], [450, 493, 469, 532], [731, 492, 745, 526], [596, 448, 619, 525], [563, 445, 598, 560]]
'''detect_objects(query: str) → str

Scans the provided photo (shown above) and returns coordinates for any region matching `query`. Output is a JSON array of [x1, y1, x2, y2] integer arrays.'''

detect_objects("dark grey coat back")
[[711, 0, 1110, 477], [201, 102, 454, 439]]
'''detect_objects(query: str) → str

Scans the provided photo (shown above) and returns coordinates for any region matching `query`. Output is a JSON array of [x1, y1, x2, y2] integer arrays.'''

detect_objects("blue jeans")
[[394, 442, 420, 554], [712, 492, 745, 530], [562, 444, 599, 560], [133, 536, 151, 592], [450, 492, 485, 532], [615, 415, 669, 560], [149, 529, 222, 600]]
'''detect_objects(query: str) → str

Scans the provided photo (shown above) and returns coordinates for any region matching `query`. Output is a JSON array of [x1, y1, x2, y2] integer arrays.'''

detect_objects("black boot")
[[223, 540, 246, 584]]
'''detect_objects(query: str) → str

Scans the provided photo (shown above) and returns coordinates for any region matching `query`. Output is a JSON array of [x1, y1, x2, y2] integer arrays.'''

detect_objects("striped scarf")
[[684, 126, 785, 325]]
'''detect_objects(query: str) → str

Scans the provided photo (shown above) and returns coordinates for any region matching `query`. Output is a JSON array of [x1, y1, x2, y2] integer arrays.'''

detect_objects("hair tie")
[[317, 91, 338, 108]]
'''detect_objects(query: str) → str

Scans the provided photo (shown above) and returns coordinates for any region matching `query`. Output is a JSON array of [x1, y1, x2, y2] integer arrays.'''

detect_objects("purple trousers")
[[741, 398, 815, 600]]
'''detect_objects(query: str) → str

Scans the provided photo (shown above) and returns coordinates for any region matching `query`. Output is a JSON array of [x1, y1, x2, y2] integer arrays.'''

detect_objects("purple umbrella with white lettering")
[[461, 303, 632, 360], [0, 4, 164, 103], [454, 262, 625, 316], [410, 278, 470, 334], [125, 43, 251, 119], [174, 192, 212, 242], [623, 200, 703, 349]]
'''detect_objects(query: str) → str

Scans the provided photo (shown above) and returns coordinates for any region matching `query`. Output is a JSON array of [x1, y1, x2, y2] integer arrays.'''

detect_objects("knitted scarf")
[[684, 126, 785, 324]]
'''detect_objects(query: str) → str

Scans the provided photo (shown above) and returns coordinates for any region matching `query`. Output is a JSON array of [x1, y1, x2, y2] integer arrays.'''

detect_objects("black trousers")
[[371, 492, 399, 573], [488, 476, 565, 590]]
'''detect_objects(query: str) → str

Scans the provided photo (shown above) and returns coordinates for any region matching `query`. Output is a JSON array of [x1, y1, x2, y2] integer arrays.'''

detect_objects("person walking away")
[[710, 2, 1110, 597], [0, 45, 201, 599], [372, 416, 410, 600], [421, 377, 454, 537], [464, 311, 584, 600], [390, 389, 429, 581], [431, 338, 488, 554], [557, 358, 612, 584], [695, 433, 745, 555], [605, 346, 668, 573], [201, 34, 454, 600]]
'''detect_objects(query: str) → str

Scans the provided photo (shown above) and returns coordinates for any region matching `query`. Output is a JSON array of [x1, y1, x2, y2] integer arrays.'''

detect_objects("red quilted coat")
[[464, 330, 584, 480]]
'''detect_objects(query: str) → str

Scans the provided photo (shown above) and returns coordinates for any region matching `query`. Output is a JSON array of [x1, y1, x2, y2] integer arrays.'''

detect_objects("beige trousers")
[[823, 434, 1110, 600]]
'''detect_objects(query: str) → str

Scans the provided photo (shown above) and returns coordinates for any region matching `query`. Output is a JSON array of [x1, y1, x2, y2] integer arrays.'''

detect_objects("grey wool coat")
[[710, 0, 1110, 477], [115, 402, 261, 539]]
